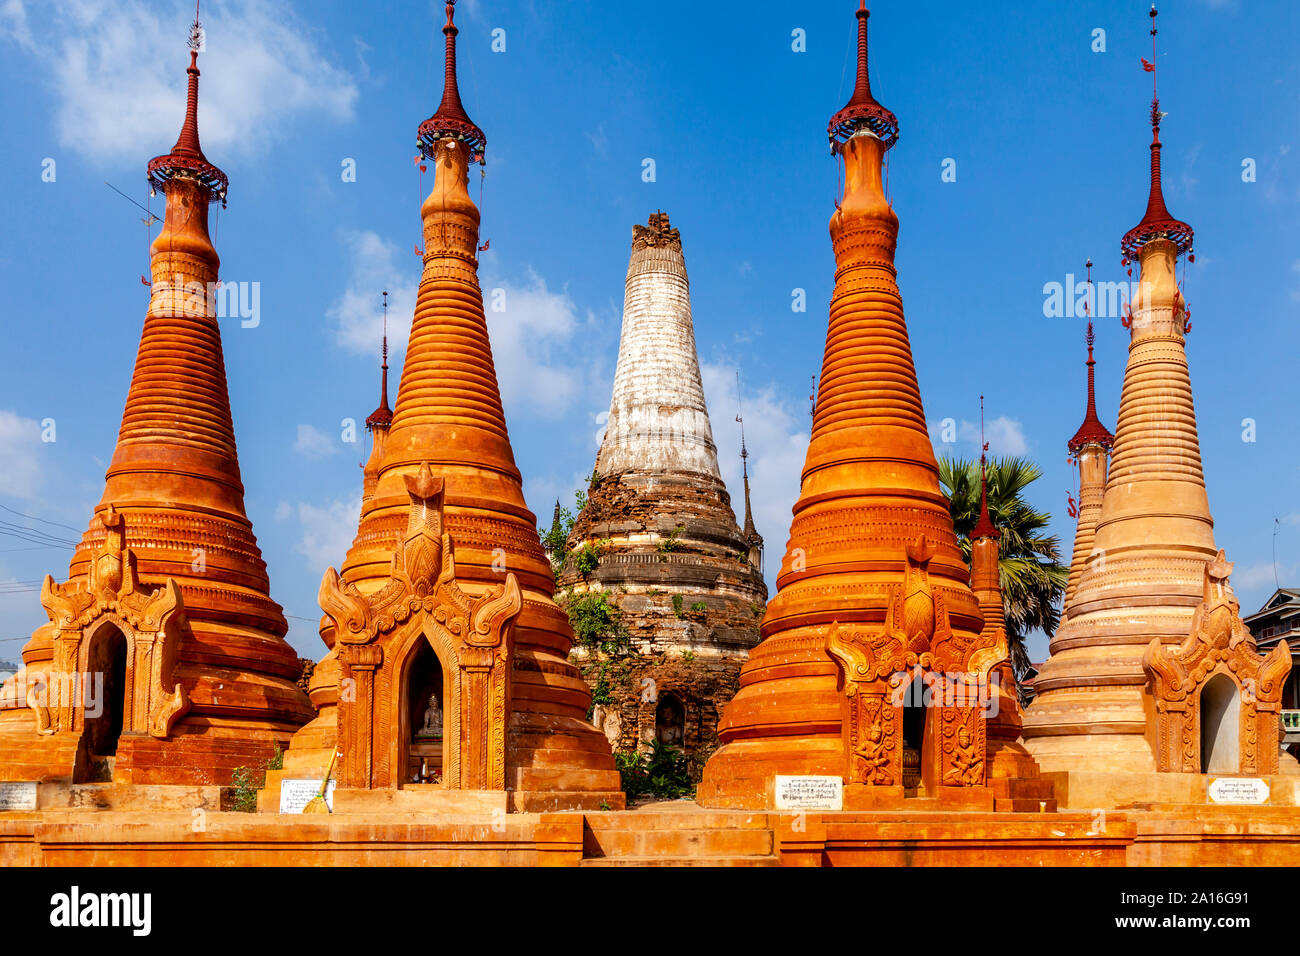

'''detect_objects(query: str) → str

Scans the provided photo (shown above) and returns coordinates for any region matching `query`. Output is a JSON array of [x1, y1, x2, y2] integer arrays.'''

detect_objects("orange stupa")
[[700, 4, 1000, 810], [273, 1, 622, 812], [0, 13, 312, 787]]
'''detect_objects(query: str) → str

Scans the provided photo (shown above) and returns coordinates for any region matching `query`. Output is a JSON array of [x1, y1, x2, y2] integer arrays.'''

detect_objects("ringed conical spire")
[[1023, 6, 1220, 780], [1062, 267, 1115, 616], [701, 6, 1006, 810], [0, 10, 310, 787], [273, 6, 621, 810]]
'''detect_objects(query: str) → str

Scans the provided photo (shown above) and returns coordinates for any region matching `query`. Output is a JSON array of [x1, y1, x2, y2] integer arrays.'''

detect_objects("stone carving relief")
[[1143, 550, 1290, 775], [31, 506, 190, 741], [319, 463, 522, 790], [826, 536, 1002, 792]]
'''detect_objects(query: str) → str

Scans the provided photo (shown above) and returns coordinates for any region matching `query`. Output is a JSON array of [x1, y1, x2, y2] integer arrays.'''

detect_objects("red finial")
[[971, 395, 999, 541], [417, 0, 486, 164], [828, 3, 898, 152], [1069, 261, 1114, 454], [1121, 4, 1192, 260], [367, 291, 393, 430], [146, 1, 227, 205]]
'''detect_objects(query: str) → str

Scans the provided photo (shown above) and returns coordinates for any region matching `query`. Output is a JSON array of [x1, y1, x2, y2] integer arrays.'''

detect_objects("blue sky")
[[0, 0, 1296, 666]]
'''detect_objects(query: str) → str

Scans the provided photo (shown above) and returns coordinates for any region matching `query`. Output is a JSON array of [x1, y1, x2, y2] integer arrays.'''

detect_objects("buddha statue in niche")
[[418, 692, 443, 739]]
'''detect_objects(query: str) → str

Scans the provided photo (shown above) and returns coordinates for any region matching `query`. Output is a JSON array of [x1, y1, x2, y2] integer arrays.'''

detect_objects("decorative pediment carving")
[[319, 463, 523, 790], [825, 538, 990, 791], [30, 507, 190, 740], [1143, 549, 1291, 774], [321, 466, 522, 649]]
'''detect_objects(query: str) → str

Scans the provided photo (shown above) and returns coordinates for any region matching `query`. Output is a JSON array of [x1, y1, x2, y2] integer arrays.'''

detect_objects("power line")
[[0, 504, 81, 534]]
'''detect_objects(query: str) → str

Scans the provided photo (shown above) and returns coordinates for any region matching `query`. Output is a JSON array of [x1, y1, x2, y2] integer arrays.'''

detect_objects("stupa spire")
[[1062, 262, 1114, 615], [827, 3, 898, 152], [970, 397, 1000, 544], [595, 211, 721, 480], [417, 1, 486, 165], [0, 8, 310, 786], [272, 7, 622, 810], [1023, 6, 1221, 777], [740, 427, 758, 543], [147, 1, 227, 206], [1068, 263, 1114, 454], [702, 6, 1021, 809], [366, 291, 393, 431], [1120, 5, 1193, 263]]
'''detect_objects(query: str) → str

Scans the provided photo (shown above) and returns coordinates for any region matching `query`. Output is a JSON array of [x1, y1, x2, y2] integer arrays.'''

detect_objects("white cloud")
[[0, 410, 43, 499], [293, 496, 359, 571], [293, 424, 340, 460], [955, 415, 1029, 457], [484, 267, 589, 420], [326, 237, 602, 424], [326, 230, 418, 361], [0, 0, 31, 46], [2, 0, 357, 162], [1231, 561, 1298, 595], [700, 362, 810, 591]]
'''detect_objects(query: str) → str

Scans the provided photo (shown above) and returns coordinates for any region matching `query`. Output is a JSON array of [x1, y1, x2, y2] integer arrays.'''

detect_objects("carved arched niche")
[[826, 537, 1005, 793], [29, 506, 190, 749], [1143, 550, 1291, 775], [320, 464, 520, 791]]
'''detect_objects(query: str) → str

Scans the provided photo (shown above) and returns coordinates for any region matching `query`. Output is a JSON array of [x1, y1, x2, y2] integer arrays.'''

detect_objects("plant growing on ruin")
[[681, 649, 696, 663], [657, 524, 685, 558], [229, 766, 260, 812], [573, 539, 606, 579], [688, 601, 707, 614], [672, 593, 684, 618], [268, 744, 283, 771], [616, 741, 694, 800], [563, 589, 632, 706]]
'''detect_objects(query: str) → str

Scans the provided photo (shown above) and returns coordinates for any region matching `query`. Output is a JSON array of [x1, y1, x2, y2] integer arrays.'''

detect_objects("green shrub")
[[618, 741, 694, 800], [229, 766, 260, 812]]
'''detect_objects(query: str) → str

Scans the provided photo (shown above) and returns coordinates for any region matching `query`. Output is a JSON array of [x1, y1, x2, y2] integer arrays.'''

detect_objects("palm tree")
[[938, 455, 1068, 681]]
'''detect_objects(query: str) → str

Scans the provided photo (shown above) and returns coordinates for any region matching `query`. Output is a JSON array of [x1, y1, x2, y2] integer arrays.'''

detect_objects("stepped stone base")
[[0, 719, 297, 789], [6, 802, 1300, 865], [3, 782, 225, 812], [1044, 770, 1300, 810]]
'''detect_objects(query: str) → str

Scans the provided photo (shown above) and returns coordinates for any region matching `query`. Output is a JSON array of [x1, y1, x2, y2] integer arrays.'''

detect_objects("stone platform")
[[4, 799, 1300, 866], [1044, 771, 1300, 810]]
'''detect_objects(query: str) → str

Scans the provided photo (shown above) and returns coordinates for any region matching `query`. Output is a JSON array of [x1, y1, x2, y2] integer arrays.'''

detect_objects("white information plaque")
[[774, 774, 843, 811], [1207, 777, 1269, 805], [0, 781, 38, 811], [279, 778, 335, 814]]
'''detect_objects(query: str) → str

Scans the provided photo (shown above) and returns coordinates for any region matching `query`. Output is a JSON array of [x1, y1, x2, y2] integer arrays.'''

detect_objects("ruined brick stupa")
[[558, 211, 767, 761]]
